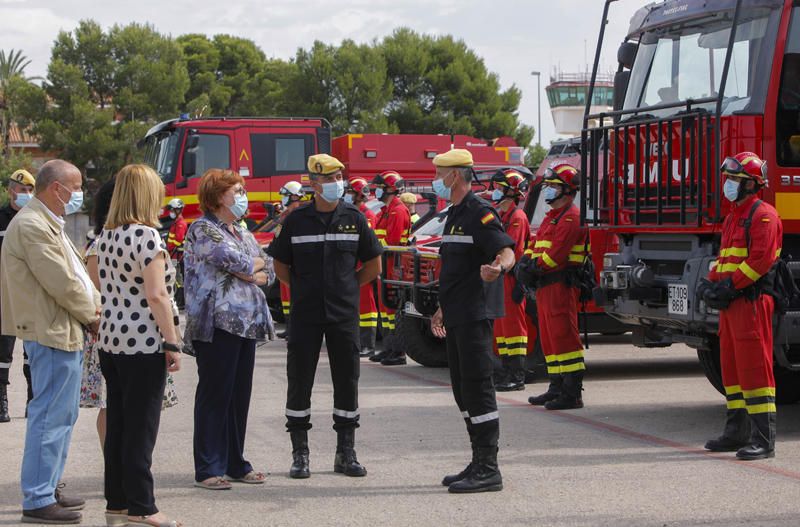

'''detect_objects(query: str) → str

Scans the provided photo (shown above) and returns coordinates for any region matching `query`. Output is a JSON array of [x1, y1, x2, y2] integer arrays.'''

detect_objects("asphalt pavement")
[[1, 331, 799, 527]]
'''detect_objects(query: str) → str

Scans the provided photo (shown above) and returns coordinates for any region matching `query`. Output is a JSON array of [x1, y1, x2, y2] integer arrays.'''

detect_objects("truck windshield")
[[143, 130, 180, 183], [624, 7, 780, 117]]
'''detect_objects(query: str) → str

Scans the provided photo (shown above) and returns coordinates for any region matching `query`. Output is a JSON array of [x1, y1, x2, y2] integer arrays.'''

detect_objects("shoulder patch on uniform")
[[480, 212, 494, 225], [565, 217, 574, 222], [511, 222, 520, 227], [761, 218, 770, 222]]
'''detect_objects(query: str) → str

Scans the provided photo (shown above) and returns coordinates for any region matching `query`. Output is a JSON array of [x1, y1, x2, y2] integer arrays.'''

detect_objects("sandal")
[[105, 509, 128, 526], [193, 476, 232, 490], [127, 515, 182, 527], [227, 471, 266, 484]]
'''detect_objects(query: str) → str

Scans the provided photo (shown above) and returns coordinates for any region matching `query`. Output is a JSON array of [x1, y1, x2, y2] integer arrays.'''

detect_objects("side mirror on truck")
[[178, 133, 200, 189]]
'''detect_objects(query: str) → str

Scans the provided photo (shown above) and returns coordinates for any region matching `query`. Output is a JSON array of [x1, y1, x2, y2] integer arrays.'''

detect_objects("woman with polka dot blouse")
[[97, 164, 183, 527]]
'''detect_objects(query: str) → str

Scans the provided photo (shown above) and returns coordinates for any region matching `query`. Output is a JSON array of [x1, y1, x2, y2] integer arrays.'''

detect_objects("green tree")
[[382, 28, 534, 147], [289, 40, 393, 134], [0, 49, 43, 159], [52, 20, 114, 108], [525, 143, 548, 169], [177, 34, 231, 115]]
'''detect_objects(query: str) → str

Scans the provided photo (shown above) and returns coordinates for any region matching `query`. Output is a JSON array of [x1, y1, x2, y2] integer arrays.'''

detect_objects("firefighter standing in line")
[[0, 169, 35, 423], [399, 192, 420, 225], [490, 169, 531, 392], [268, 154, 383, 479], [165, 198, 188, 309], [369, 171, 412, 366], [275, 181, 307, 339], [345, 177, 380, 358], [700, 152, 781, 460], [430, 149, 515, 493], [517, 162, 588, 410]]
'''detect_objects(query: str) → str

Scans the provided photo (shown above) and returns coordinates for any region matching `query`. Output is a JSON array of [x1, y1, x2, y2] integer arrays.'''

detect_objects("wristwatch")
[[162, 341, 182, 353]]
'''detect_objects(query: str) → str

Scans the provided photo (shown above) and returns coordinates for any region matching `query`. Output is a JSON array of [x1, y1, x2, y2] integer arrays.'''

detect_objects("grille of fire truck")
[[581, 98, 722, 229]]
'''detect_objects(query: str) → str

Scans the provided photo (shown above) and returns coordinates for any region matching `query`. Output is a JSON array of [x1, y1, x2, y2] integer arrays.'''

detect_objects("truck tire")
[[697, 341, 725, 396], [394, 313, 448, 368], [697, 338, 800, 404], [774, 365, 800, 405]]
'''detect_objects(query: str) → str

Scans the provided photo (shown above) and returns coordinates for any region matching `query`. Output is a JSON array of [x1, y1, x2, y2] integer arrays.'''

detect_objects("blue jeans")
[[21, 341, 82, 510]]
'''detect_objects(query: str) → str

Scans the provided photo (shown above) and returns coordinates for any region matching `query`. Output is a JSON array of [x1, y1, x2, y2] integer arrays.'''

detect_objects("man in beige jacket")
[[1, 160, 100, 525]]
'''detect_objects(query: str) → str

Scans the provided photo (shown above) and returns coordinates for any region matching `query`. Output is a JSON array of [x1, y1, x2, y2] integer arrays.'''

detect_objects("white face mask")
[[723, 179, 740, 202]]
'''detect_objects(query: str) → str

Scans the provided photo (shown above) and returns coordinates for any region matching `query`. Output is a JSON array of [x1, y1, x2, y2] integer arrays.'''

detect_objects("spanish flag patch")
[[480, 212, 494, 225], [761, 218, 770, 222]]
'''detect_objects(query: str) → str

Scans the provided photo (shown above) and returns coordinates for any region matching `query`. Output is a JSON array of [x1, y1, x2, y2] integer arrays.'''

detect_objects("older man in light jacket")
[[1, 160, 100, 525]]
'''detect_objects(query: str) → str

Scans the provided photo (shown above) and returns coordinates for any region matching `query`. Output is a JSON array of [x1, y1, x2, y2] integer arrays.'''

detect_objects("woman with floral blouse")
[[184, 169, 275, 490]]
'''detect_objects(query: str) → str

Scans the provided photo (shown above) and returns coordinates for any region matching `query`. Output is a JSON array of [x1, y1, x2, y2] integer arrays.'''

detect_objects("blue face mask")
[[343, 193, 354, 204], [320, 180, 344, 203], [229, 193, 248, 218], [433, 177, 452, 201], [14, 192, 32, 209], [56, 182, 83, 215], [723, 179, 740, 202], [375, 188, 384, 200], [542, 186, 559, 204], [491, 188, 505, 202]]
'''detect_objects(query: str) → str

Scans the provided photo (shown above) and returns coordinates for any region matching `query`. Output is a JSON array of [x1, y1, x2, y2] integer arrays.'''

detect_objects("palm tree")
[[0, 49, 41, 159]]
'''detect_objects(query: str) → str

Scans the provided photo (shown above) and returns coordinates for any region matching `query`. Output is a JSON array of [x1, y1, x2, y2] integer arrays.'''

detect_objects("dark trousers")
[[0, 335, 31, 391], [193, 329, 256, 481], [100, 351, 166, 516], [286, 318, 360, 432], [446, 320, 499, 448]]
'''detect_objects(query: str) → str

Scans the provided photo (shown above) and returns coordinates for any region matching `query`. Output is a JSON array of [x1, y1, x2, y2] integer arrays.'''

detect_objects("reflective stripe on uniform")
[[534, 240, 552, 248], [441, 235, 474, 244], [541, 252, 558, 268], [0, 363, 10, 369], [286, 408, 311, 418], [291, 233, 360, 244], [719, 247, 748, 258], [746, 402, 777, 414], [739, 261, 762, 281], [360, 312, 378, 327], [469, 411, 499, 424], [461, 411, 470, 418], [742, 387, 776, 398], [333, 408, 359, 418]]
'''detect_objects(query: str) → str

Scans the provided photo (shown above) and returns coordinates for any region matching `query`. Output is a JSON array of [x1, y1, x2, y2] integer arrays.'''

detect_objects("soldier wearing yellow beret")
[[430, 148, 516, 493], [268, 153, 383, 479], [0, 168, 35, 423]]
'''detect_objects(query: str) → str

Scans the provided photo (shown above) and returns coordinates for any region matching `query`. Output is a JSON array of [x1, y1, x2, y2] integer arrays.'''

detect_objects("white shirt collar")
[[41, 201, 66, 228]]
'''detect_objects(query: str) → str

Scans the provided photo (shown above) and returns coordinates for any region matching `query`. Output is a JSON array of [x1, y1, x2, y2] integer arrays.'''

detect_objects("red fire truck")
[[584, 0, 800, 402], [140, 116, 332, 224]]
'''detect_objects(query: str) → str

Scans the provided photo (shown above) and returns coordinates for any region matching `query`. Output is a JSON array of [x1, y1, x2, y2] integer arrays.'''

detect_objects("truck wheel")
[[697, 341, 725, 396], [395, 313, 448, 368], [775, 365, 800, 405]]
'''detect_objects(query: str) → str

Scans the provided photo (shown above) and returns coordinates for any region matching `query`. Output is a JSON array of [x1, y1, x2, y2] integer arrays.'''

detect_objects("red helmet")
[[348, 177, 371, 197], [491, 169, 529, 196], [372, 171, 405, 193], [720, 152, 767, 186], [543, 162, 580, 193]]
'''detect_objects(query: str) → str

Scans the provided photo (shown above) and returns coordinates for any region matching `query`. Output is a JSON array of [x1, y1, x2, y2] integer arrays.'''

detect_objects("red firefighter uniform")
[[527, 204, 588, 385], [166, 214, 188, 257], [708, 193, 781, 454], [374, 196, 411, 338], [359, 204, 379, 347], [494, 205, 530, 359]]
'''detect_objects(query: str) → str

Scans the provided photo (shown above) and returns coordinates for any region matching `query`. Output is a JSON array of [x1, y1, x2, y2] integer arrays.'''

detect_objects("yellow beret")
[[399, 192, 417, 204], [433, 149, 473, 168], [307, 154, 344, 176], [10, 169, 35, 187]]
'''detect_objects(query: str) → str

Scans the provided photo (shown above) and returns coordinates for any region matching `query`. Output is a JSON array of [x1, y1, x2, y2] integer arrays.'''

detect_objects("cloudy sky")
[[0, 0, 640, 146]]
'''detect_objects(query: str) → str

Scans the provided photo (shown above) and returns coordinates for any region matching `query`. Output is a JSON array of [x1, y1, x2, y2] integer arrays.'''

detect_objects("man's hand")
[[431, 308, 446, 338], [480, 255, 504, 282]]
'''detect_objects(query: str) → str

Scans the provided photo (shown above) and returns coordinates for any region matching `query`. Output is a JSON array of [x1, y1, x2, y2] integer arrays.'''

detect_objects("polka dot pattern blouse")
[[97, 224, 178, 355]]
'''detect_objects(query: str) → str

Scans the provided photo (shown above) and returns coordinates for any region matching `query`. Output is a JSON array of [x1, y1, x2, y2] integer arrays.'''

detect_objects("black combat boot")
[[447, 447, 503, 493], [289, 431, 310, 479], [334, 429, 367, 476], [496, 355, 525, 392], [736, 412, 776, 460], [442, 426, 475, 486], [0, 384, 9, 423], [704, 409, 751, 452], [381, 350, 407, 366], [370, 334, 391, 362], [545, 371, 584, 410], [528, 374, 563, 405]]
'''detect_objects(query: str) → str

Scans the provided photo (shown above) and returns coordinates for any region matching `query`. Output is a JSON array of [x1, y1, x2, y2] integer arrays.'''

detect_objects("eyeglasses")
[[720, 156, 767, 180]]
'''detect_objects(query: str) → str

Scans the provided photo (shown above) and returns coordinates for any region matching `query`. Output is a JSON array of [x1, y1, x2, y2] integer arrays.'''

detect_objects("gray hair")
[[455, 167, 473, 183], [35, 160, 80, 194]]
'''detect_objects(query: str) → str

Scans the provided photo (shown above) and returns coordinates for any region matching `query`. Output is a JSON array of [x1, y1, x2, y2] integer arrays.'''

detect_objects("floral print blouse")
[[183, 213, 275, 352]]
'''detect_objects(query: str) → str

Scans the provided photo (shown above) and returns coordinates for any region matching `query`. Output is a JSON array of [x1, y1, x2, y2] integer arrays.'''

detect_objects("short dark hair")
[[92, 177, 116, 235]]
